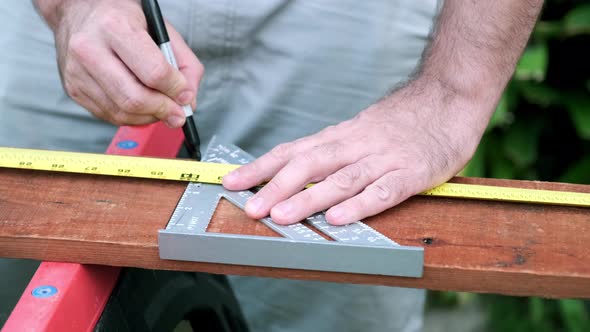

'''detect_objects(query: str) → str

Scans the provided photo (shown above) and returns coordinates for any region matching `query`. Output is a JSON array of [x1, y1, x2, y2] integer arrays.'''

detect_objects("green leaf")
[[533, 21, 564, 39], [558, 299, 590, 332], [564, 95, 590, 140], [483, 135, 515, 179], [515, 42, 548, 82], [516, 81, 562, 107], [563, 4, 590, 35], [490, 151, 516, 179], [502, 120, 541, 168]]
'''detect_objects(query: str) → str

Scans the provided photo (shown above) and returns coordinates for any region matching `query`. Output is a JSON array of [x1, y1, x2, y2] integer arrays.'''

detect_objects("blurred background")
[[425, 1, 590, 331]]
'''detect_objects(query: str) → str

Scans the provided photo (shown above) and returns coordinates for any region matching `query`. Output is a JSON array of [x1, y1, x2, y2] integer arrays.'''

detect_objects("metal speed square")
[[158, 137, 424, 277]]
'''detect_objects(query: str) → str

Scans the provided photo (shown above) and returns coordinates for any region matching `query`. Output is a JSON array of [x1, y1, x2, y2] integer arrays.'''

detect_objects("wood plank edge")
[[3, 236, 589, 299]]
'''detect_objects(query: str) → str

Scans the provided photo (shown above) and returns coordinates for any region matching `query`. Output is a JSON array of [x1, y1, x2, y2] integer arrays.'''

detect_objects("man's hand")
[[34, 0, 204, 127], [223, 0, 544, 225], [223, 82, 482, 225]]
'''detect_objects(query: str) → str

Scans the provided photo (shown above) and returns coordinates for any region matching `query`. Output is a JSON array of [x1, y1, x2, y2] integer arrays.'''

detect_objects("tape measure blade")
[[2, 145, 589, 207], [0, 146, 237, 184], [423, 182, 590, 207]]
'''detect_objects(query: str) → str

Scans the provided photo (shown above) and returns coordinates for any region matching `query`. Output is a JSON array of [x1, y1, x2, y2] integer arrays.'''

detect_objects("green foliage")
[[563, 4, 590, 34], [478, 296, 590, 332], [460, 0, 590, 184], [430, 1, 590, 330]]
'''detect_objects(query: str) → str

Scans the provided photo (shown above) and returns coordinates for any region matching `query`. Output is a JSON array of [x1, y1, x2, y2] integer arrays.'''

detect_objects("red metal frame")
[[3, 123, 184, 331]]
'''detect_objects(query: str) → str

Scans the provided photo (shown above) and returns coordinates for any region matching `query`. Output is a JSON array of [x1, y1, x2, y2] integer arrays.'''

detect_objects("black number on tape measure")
[[85, 166, 98, 171], [19, 161, 32, 166], [151, 171, 164, 176], [118, 169, 131, 174], [51, 164, 65, 169], [180, 173, 199, 180]]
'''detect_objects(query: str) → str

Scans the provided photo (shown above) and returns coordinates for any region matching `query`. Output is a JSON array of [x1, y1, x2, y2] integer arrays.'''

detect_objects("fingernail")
[[165, 116, 185, 128], [178, 91, 193, 105], [246, 196, 264, 216], [327, 207, 345, 224], [273, 201, 293, 219]]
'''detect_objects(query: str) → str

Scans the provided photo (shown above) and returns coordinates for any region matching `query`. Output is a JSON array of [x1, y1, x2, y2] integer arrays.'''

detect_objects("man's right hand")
[[34, 0, 204, 128]]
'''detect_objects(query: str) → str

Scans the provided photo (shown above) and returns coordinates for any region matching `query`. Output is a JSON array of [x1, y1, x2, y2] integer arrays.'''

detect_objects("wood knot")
[[422, 237, 434, 245]]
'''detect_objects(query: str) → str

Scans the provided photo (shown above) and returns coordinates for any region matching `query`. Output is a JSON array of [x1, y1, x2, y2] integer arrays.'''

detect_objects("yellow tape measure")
[[0, 147, 238, 184], [1, 147, 589, 208]]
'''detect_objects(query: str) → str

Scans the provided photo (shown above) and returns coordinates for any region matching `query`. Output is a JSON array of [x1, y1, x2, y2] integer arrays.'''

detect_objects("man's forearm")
[[418, 0, 544, 113]]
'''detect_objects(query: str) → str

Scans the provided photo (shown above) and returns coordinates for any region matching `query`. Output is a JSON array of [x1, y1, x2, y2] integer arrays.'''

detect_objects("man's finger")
[[77, 44, 185, 127], [270, 155, 389, 224], [77, 78, 159, 126], [75, 90, 107, 122], [108, 28, 192, 105], [325, 171, 417, 225], [76, 69, 118, 115], [223, 134, 334, 190], [63, 62, 120, 122], [243, 141, 356, 219]]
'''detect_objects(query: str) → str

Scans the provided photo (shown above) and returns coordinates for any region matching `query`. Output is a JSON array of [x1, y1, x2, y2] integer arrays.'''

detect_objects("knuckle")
[[152, 100, 170, 119], [97, 15, 120, 31], [145, 60, 171, 87], [372, 182, 393, 202], [109, 113, 125, 126], [63, 78, 79, 99], [111, 111, 132, 126], [326, 165, 363, 190], [369, 177, 408, 204], [68, 33, 94, 64], [270, 143, 295, 161], [294, 143, 340, 167], [319, 142, 342, 157], [262, 179, 284, 196], [295, 151, 317, 166], [119, 92, 145, 113]]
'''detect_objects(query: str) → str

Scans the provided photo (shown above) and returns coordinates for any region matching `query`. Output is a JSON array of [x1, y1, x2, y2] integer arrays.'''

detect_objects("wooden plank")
[[0, 168, 589, 299]]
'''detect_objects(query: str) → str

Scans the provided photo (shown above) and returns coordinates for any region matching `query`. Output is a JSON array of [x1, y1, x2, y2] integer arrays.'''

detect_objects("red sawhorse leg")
[[3, 123, 184, 332]]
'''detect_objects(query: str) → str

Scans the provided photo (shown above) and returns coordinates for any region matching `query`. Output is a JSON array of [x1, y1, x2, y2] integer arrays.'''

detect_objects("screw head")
[[32, 285, 58, 298]]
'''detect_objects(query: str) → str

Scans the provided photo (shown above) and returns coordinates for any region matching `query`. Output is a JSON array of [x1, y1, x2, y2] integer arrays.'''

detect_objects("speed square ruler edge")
[[158, 137, 424, 278]]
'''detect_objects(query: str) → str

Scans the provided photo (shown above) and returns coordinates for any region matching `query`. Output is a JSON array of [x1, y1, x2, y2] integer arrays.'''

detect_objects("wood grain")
[[1, 168, 589, 299]]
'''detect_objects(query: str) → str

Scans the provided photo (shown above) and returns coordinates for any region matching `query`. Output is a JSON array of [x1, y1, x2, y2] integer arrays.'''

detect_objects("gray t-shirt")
[[0, 1, 439, 331]]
